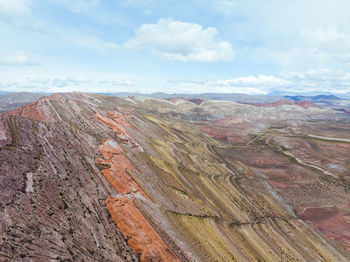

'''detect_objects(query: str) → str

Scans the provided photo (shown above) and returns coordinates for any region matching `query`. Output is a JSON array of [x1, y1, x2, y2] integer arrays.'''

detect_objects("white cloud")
[[98, 79, 133, 86], [168, 80, 268, 94], [47, 0, 100, 13], [0, 0, 32, 17], [258, 26, 350, 68], [124, 18, 234, 63], [262, 28, 350, 69], [300, 26, 350, 64], [302, 27, 349, 46], [0, 53, 39, 66], [279, 69, 350, 94], [119, 0, 236, 16], [167, 75, 288, 94], [212, 0, 236, 16], [209, 75, 288, 87], [166, 69, 350, 95], [0, 75, 134, 93], [0, 70, 350, 95], [228, 1, 350, 69], [119, 0, 162, 8], [72, 37, 119, 53]]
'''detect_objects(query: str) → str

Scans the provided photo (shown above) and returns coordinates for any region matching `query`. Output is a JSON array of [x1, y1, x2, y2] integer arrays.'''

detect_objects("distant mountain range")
[[270, 90, 350, 99], [97, 92, 282, 103], [98, 92, 350, 113], [0, 92, 46, 112], [286, 95, 342, 102], [1, 91, 350, 113], [284, 94, 350, 113], [98, 91, 350, 101]]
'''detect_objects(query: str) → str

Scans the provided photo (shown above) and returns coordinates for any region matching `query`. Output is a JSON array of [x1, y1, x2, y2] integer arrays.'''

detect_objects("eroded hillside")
[[1, 93, 350, 261]]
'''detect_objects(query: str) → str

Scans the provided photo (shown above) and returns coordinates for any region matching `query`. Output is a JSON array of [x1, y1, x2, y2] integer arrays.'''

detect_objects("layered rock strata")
[[1, 93, 349, 261], [95, 113, 180, 261]]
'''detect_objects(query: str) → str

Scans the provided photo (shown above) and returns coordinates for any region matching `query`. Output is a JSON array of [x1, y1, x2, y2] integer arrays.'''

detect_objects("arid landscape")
[[2, 0, 350, 261], [1, 93, 350, 261]]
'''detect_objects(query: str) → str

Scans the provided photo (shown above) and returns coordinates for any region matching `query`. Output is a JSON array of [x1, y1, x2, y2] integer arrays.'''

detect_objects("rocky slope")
[[1, 93, 349, 261]]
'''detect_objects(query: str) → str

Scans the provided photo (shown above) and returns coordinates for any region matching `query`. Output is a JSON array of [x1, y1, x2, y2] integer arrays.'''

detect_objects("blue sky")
[[1, 0, 350, 95]]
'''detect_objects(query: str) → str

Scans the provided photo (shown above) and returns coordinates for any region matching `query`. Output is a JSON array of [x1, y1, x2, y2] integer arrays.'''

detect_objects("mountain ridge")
[[1, 93, 350, 261]]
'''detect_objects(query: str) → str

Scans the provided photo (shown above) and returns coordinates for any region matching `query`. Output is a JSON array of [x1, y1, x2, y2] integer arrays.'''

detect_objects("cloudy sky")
[[1, 0, 350, 95]]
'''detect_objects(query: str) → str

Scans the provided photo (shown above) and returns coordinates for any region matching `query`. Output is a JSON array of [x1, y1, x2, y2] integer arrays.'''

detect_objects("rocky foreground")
[[1, 93, 350, 261]]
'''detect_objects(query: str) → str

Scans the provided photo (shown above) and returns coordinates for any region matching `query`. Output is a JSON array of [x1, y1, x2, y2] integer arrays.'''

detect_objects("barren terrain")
[[1, 93, 350, 261]]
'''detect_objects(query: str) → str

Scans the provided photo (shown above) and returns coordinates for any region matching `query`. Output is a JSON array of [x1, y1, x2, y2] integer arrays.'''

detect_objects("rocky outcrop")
[[106, 197, 180, 262], [96, 112, 180, 262], [96, 139, 145, 197], [96, 112, 144, 151]]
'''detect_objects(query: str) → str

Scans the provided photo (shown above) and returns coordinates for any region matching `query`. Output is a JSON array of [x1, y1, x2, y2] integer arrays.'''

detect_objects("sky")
[[1, 0, 350, 95]]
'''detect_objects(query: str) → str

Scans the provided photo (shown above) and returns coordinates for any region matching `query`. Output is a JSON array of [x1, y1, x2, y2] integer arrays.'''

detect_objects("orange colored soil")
[[96, 112, 180, 261], [96, 112, 143, 151], [106, 196, 180, 262]]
